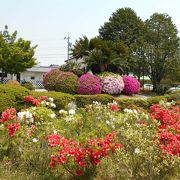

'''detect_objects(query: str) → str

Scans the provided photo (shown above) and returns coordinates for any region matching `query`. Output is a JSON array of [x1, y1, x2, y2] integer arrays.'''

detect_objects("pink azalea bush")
[[43, 69, 79, 94], [77, 73, 102, 95], [122, 75, 140, 95], [100, 75, 124, 95]]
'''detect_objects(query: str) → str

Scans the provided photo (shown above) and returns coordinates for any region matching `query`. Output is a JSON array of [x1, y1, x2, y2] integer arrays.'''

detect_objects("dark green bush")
[[31, 91, 75, 109], [156, 84, 171, 95], [22, 82, 35, 90], [75, 94, 115, 107], [0, 84, 30, 112]]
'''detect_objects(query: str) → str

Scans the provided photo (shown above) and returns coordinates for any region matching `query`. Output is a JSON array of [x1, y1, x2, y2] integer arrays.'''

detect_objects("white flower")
[[50, 103, 56, 108], [49, 97, 54, 102], [18, 147, 23, 152], [59, 109, 67, 114], [67, 102, 77, 110], [17, 112, 26, 120], [53, 130, 58, 134], [41, 101, 45, 105], [50, 113, 56, 119], [26, 111, 33, 119], [46, 102, 50, 106], [106, 120, 110, 124], [69, 109, 76, 115], [133, 109, 138, 114], [32, 138, 38, 143], [134, 148, 140, 154], [124, 108, 133, 113], [112, 125, 115, 129]]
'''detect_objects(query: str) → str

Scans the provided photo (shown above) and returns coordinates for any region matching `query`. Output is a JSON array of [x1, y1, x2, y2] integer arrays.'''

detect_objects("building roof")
[[26, 65, 59, 73]]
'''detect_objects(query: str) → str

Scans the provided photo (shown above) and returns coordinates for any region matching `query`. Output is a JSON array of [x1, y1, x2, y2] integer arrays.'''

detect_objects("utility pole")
[[64, 33, 72, 60]]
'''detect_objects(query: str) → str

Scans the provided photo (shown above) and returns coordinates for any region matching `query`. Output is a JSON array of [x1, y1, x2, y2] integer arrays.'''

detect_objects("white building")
[[0, 65, 59, 88]]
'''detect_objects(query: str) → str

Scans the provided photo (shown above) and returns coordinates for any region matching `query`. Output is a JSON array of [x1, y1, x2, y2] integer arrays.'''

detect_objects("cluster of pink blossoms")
[[47, 132, 122, 176]]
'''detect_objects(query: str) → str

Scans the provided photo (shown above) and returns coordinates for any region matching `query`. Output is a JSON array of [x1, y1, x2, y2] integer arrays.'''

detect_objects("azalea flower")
[[69, 109, 76, 115]]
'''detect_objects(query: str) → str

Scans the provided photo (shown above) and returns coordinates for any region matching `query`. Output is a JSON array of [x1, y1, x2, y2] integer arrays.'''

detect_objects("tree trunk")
[[99, 64, 105, 72]]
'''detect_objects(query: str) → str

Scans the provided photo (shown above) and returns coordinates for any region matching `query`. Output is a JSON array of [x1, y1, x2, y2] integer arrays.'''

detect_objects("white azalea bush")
[[0, 96, 179, 179]]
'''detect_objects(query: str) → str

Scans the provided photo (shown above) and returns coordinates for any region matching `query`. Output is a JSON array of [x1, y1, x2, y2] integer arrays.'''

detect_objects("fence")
[[1, 79, 44, 89]]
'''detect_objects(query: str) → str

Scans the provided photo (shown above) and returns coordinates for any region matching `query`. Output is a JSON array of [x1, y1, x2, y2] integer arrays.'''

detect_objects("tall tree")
[[99, 7, 146, 74], [0, 26, 37, 83], [145, 13, 180, 91]]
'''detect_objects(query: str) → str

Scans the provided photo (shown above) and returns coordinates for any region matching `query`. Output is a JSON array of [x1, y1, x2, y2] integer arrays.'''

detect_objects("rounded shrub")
[[22, 82, 34, 90], [6, 80, 20, 86], [54, 71, 79, 94], [99, 72, 124, 95], [122, 75, 140, 95], [43, 68, 61, 91], [77, 73, 102, 95], [43, 69, 79, 94]]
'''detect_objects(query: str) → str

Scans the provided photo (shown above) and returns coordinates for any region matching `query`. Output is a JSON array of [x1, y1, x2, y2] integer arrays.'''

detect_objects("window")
[[30, 76, 35, 80]]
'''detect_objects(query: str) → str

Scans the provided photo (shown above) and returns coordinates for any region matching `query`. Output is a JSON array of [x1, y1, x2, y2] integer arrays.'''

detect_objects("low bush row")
[[0, 84, 179, 113]]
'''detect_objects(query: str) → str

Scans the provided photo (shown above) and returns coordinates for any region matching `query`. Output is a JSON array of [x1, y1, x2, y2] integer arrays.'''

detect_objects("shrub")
[[43, 68, 61, 91], [43, 69, 79, 94], [0, 85, 30, 113], [54, 71, 79, 94], [77, 73, 102, 95], [6, 80, 20, 86], [156, 84, 171, 95], [122, 75, 140, 95], [98, 72, 124, 95], [21, 82, 34, 90]]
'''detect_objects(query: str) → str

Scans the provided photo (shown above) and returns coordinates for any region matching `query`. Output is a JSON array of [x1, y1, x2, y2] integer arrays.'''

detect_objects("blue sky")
[[0, 0, 180, 66]]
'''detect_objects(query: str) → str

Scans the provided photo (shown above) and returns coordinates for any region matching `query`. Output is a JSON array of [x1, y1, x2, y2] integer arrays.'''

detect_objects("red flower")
[[76, 169, 83, 176], [110, 104, 118, 112], [6, 123, 20, 138], [47, 134, 61, 148]]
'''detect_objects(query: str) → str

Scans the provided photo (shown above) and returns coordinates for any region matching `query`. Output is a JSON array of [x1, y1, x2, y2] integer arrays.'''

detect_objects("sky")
[[0, 0, 180, 66]]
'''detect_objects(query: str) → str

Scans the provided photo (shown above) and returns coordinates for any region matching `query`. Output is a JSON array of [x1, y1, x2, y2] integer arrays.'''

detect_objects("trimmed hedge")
[[0, 84, 179, 114], [0, 84, 30, 112], [31, 91, 75, 109]]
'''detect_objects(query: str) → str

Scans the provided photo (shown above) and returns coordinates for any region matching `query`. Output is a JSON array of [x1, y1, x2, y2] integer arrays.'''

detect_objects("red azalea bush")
[[47, 132, 122, 176], [122, 75, 140, 95], [43, 69, 79, 94], [77, 73, 102, 95], [149, 104, 180, 156], [0, 108, 20, 138]]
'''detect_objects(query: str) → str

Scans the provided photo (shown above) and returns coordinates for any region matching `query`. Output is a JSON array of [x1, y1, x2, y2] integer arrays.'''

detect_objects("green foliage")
[[74, 94, 115, 107], [147, 96, 167, 107], [145, 13, 179, 91], [156, 84, 171, 95], [71, 36, 128, 73], [0, 84, 30, 112], [21, 82, 35, 90], [31, 91, 75, 110], [0, 26, 37, 83]]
